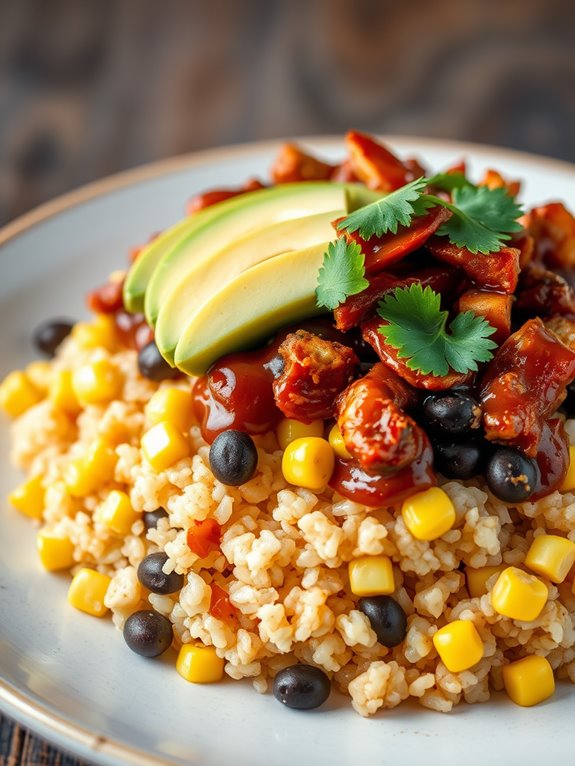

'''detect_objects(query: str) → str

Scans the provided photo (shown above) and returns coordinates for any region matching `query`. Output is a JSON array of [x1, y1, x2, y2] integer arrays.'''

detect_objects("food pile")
[[3, 131, 575, 716]]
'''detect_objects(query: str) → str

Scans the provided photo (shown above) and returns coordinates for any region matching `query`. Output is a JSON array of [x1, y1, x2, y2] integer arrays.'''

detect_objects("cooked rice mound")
[[9, 331, 575, 717]]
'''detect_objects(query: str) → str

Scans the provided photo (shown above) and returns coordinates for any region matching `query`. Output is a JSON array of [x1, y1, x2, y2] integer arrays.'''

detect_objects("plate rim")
[[1, 134, 575, 766]]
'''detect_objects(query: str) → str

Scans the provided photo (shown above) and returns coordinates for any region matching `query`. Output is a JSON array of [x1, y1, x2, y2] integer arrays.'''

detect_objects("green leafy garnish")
[[426, 172, 473, 192], [315, 238, 369, 310], [336, 177, 432, 239], [376, 283, 497, 376]]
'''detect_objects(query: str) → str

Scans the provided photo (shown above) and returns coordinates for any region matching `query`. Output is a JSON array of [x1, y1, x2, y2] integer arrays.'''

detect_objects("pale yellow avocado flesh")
[[154, 209, 342, 363], [174, 242, 328, 376], [144, 182, 353, 329]]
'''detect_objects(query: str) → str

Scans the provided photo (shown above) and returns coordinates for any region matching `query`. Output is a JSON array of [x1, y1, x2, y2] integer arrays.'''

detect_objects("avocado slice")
[[123, 205, 217, 314], [173, 242, 329, 376], [143, 182, 380, 330], [153, 208, 342, 363]]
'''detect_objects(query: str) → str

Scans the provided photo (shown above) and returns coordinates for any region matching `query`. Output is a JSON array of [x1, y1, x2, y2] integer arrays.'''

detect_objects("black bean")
[[33, 319, 74, 357], [123, 610, 173, 657], [358, 596, 408, 647], [562, 381, 575, 418], [209, 430, 258, 486], [422, 391, 482, 436], [485, 447, 539, 503], [143, 508, 168, 530], [433, 439, 484, 480], [137, 552, 184, 594], [273, 664, 331, 710], [137, 341, 180, 381]]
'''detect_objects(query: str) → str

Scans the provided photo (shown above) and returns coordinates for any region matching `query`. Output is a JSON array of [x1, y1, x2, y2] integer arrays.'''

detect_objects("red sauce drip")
[[329, 435, 436, 507], [531, 417, 570, 500]]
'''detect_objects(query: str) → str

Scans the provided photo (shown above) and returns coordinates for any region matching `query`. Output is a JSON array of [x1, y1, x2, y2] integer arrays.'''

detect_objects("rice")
[[6, 329, 575, 717]]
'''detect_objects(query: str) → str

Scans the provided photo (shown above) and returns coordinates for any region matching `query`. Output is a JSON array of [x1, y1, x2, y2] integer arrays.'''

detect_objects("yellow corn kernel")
[[561, 445, 575, 492], [348, 555, 395, 596], [281, 437, 335, 491], [276, 418, 325, 451], [72, 359, 122, 406], [36, 529, 75, 571], [328, 424, 352, 460], [95, 489, 138, 535], [67, 568, 110, 616], [141, 421, 190, 472], [502, 655, 555, 707], [9, 475, 45, 520], [176, 644, 224, 684], [85, 437, 118, 482], [64, 458, 97, 497], [72, 315, 117, 351], [491, 566, 548, 622], [465, 565, 507, 598], [26, 360, 53, 394], [525, 534, 575, 584], [401, 487, 456, 542], [432, 620, 484, 673], [48, 369, 81, 416], [146, 388, 192, 432], [0, 371, 43, 418]]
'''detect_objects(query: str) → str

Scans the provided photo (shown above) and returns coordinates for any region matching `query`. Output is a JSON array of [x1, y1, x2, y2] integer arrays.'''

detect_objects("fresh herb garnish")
[[376, 283, 498, 376], [315, 238, 369, 310]]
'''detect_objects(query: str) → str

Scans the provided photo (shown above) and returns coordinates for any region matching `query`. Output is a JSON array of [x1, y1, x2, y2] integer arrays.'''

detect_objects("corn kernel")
[[0, 371, 43, 417], [465, 565, 507, 598], [95, 490, 138, 535], [48, 369, 81, 416], [176, 644, 224, 683], [525, 534, 575, 584], [561, 445, 575, 492], [26, 361, 53, 394], [281, 437, 335, 491], [146, 388, 192, 432], [502, 655, 555, 707], [85, 437, 118, 482], [72, 315, 117, 351], [432, 620, 484, 673], [491, 566, 548, 622], [67, 568, 111, 616], [401, 487, 455, 541], [348, 555, 395, 596], [328, 424, 352, 460], [36, 529, 75, 571], [64, 458, 97, 497], [141, 421, 190, 472], [276, 418, 325, 450], [72, 359, 122, 406], [9, 475, 45, 520]]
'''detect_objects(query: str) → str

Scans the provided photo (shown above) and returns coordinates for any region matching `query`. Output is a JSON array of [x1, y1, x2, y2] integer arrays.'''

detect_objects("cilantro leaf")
[[336, 177, 431, 239], [426, 172, 473, 192], [435, 185, 524, 254], [376, 283, 497, 376], [315, 238, 369, 310]]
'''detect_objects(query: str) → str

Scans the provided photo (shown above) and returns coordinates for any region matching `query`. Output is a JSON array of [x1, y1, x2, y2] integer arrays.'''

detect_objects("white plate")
[[1, 138, 575, 766]]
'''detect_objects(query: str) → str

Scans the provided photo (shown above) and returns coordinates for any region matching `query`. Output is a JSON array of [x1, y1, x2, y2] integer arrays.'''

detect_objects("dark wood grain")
[[0, 0, 574, 763]]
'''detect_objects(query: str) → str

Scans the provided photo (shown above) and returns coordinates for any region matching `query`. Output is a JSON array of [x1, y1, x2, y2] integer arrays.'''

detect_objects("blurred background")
[[0, 0, 574, 227]]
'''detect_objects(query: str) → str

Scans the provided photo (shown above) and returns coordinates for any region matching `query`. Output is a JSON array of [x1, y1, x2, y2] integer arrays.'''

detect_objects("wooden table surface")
[[1, 0, 574, 763]]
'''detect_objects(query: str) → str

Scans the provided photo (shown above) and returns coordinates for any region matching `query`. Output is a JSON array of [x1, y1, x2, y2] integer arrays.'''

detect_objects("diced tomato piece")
[[87, 279, 125, 314], [480, 318, 575, 456], [270, 143, 334, 184], [521, 202, 575, 270], [329, 435, 436, 507], [334, 265, 459, 332], [346, 131, 415, 192], [456, 290, 512, 346], [186, 518, 222, 558], [361, 316, 473, 391], [338, 206, 452, 275], [426, 237, 520, 294], [209, 583, 240, 629], [186, 179, 266, 215]]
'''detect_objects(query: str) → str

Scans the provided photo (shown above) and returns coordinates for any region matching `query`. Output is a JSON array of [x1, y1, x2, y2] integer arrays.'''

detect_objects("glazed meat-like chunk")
[[521, 202, 575, 270], [426, 237, 520, 294], [514, 265, 575, 319], [336, 363, 424, 473], [272, 331, 359, 422]]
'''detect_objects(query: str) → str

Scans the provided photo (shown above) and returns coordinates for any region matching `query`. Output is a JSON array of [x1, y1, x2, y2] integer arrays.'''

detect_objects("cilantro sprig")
[[315, 238, 369, 310], [376, 283, 498, 377]]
